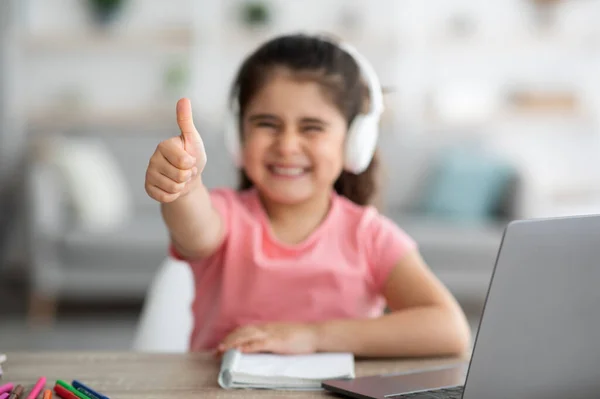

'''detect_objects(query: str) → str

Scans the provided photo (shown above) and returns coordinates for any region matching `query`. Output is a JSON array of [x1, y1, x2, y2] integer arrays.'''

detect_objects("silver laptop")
[[323, 214, 600, 398]]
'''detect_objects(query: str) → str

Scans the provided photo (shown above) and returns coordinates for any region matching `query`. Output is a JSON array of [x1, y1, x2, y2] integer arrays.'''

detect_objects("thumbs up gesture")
[[145, 98, 207, 203]]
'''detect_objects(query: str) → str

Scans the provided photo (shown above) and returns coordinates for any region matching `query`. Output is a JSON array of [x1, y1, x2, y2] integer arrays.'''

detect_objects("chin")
[[259, 185, 315, 205]]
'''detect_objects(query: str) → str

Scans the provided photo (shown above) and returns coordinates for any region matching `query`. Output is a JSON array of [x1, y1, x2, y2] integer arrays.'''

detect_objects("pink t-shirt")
[[170, 188, 417, 351]]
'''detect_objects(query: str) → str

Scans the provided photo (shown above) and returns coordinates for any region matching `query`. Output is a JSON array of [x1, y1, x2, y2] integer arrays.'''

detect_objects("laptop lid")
[[463, 215, 600, 399]]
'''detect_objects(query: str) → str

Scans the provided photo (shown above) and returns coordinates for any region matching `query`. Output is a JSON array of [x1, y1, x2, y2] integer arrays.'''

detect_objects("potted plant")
[[239, 1, 272, 30], [87, 0, 126, 26]]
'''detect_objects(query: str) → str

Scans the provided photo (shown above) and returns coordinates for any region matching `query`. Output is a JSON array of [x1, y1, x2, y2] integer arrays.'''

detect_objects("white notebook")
[[217, 349, 355, 390]]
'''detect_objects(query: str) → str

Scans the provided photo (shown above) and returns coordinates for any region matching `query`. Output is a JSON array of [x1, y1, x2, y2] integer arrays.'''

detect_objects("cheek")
[[313, 136, 345, 172], [241, 135, 268, 166]]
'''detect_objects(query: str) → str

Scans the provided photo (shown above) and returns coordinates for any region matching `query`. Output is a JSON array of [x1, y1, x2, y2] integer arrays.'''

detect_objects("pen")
[[0, 384, 13, 395], [71, 381, 109, 399], [43, 390, 52, 399], [54, 381, 91, 399], [26, 377, 46, 399], [53, 385, 78, 399], [8, 385, 23, 399]]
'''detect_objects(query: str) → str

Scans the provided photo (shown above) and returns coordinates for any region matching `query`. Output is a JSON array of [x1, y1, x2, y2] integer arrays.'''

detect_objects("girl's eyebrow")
[[248, 113, 279, 122], [300, 117, 328, 126], [248, 114, 329, 126]]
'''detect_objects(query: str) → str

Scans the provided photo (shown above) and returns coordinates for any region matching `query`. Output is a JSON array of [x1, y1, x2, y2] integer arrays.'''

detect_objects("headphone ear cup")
[[344, 115, 379, 174], [224, 111, 242, 167]]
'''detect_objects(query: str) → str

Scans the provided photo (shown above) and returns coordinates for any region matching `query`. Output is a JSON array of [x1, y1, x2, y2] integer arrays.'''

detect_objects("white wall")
[[12, 0, 600, 137], [1, 0, 25, 177]]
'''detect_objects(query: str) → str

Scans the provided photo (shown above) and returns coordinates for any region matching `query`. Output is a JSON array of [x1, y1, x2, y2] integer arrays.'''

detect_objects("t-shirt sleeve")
[[364, 210, 418, 292], [168, 188, 232, 261]]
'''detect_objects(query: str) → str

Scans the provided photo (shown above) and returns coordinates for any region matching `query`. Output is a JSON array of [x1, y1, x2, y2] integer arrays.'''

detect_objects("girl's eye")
[[302, 125, 323, 133], [257, 122, 277, 129]]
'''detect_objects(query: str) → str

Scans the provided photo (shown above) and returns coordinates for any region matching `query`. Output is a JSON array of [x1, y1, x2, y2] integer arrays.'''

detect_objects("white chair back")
[[131, 256, 194, 352]]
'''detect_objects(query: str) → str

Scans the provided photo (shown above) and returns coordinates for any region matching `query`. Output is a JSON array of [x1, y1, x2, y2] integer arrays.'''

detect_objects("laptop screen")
[[463, 215, 600, 399]]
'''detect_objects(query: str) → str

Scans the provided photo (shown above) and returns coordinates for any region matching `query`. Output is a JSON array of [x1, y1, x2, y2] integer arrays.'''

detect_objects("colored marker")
[[43, 390, 52, 399], [26, 377, 46, 399], [0, 384, 13, 395], [8, 385, 23, 399], [0, 392, 9, 399], [52, 385, 78, 399], [72, 381, 108, 399], [54, 382, 91, 399]]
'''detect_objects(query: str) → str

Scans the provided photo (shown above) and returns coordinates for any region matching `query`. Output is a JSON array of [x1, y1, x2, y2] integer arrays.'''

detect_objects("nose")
[[274, 129, 301, 156]]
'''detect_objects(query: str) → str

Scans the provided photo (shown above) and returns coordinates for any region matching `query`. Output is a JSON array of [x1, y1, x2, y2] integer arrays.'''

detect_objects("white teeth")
[[272, 166, 304, 176]]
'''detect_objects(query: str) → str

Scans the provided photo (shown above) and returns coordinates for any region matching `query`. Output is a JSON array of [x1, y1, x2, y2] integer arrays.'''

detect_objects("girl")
[[144, 33, 471, 357]]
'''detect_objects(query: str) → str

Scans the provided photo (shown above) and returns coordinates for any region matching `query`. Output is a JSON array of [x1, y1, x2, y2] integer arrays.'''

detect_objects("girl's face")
[[241, 71, 347, 206]]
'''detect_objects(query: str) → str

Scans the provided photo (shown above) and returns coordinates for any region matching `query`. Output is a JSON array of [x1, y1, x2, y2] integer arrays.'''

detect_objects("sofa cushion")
[[60, 212, 169, 270], [419, 145, 515, 222], [377, 132, 469, 213], [46, 135, 133, 233]]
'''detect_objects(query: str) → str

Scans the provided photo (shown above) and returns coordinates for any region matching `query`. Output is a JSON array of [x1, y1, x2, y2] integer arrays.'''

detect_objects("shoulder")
[[333, 195, 402, 235], [334, 195, 417, 266], [333, 194, 378, 226]]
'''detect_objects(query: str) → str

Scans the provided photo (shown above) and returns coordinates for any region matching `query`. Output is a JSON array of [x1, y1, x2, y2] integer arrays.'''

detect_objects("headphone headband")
[[337, 41, 384, 117]]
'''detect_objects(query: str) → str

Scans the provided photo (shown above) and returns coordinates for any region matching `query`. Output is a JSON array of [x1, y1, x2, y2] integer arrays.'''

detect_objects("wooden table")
[[3, 352, 468, 398]]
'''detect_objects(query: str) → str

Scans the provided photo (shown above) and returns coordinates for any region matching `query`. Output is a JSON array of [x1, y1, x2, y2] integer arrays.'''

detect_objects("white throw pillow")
[[47, 135, 132, 232]]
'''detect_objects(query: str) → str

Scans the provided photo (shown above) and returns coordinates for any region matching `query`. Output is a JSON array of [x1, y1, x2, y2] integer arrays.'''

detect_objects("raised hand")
[[145, 98, 207, 203]]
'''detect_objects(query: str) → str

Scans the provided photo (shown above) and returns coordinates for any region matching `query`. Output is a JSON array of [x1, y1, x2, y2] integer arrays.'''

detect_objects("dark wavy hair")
[[229, 33, 381, 206]]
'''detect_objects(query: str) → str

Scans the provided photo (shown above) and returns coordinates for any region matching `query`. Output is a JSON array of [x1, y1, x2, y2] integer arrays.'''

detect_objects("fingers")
[[176, 98, 202, 151], [158, 139, 196, 170], [145, 136, 200, 203], [152, 155, 197, 183], [220, 330, 266, 351], [145, 152, 198, 204], [218, 326, 268, 353], [146, 169, 187, 194], [145, 184, 181, 204], [239, 339, 272, 354], [237, 337, 293, 354]]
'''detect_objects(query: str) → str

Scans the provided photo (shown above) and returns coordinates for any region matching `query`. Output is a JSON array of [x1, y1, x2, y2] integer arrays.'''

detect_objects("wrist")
[[176, 176, 205, 201], [311, 320, 339, 353], [311, 318, 373, 354]]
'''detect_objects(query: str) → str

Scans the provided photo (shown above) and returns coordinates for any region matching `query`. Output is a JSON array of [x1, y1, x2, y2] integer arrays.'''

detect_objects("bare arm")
[[314, 249, 472, 357], [145, 98, 225, 260], [161, 179, 224, 259]]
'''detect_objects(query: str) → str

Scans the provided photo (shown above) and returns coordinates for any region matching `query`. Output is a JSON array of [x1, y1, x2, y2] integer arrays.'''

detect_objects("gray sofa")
[[25, 125, 513, 322]]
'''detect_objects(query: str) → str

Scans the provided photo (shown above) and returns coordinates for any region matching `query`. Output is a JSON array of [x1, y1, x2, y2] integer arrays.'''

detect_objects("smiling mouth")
[[267, 165, 311, 178]]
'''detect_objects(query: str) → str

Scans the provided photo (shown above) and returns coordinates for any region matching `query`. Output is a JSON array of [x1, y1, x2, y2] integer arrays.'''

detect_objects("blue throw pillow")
[[420, 146, 514, 222]]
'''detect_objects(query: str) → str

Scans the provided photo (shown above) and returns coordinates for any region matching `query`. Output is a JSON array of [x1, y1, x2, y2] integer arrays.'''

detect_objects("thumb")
[[176, 98, 203, 157]]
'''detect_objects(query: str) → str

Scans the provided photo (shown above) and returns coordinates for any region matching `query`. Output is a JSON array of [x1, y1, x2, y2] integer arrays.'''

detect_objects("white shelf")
[[26, 107, 177, 132], [425, 30, 600, 55], [22, 28, 194, 54]]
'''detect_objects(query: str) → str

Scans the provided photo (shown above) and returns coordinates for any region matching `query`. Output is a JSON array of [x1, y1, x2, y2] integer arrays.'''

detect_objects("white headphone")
[[223, 38, 384, 175]]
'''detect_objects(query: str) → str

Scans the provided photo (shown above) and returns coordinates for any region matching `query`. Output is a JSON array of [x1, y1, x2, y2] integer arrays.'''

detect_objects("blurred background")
[[2, 0, 600, 350]]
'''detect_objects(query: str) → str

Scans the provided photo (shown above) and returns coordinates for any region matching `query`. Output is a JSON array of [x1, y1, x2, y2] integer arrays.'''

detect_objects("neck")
[[258, 190, 333, 244]]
